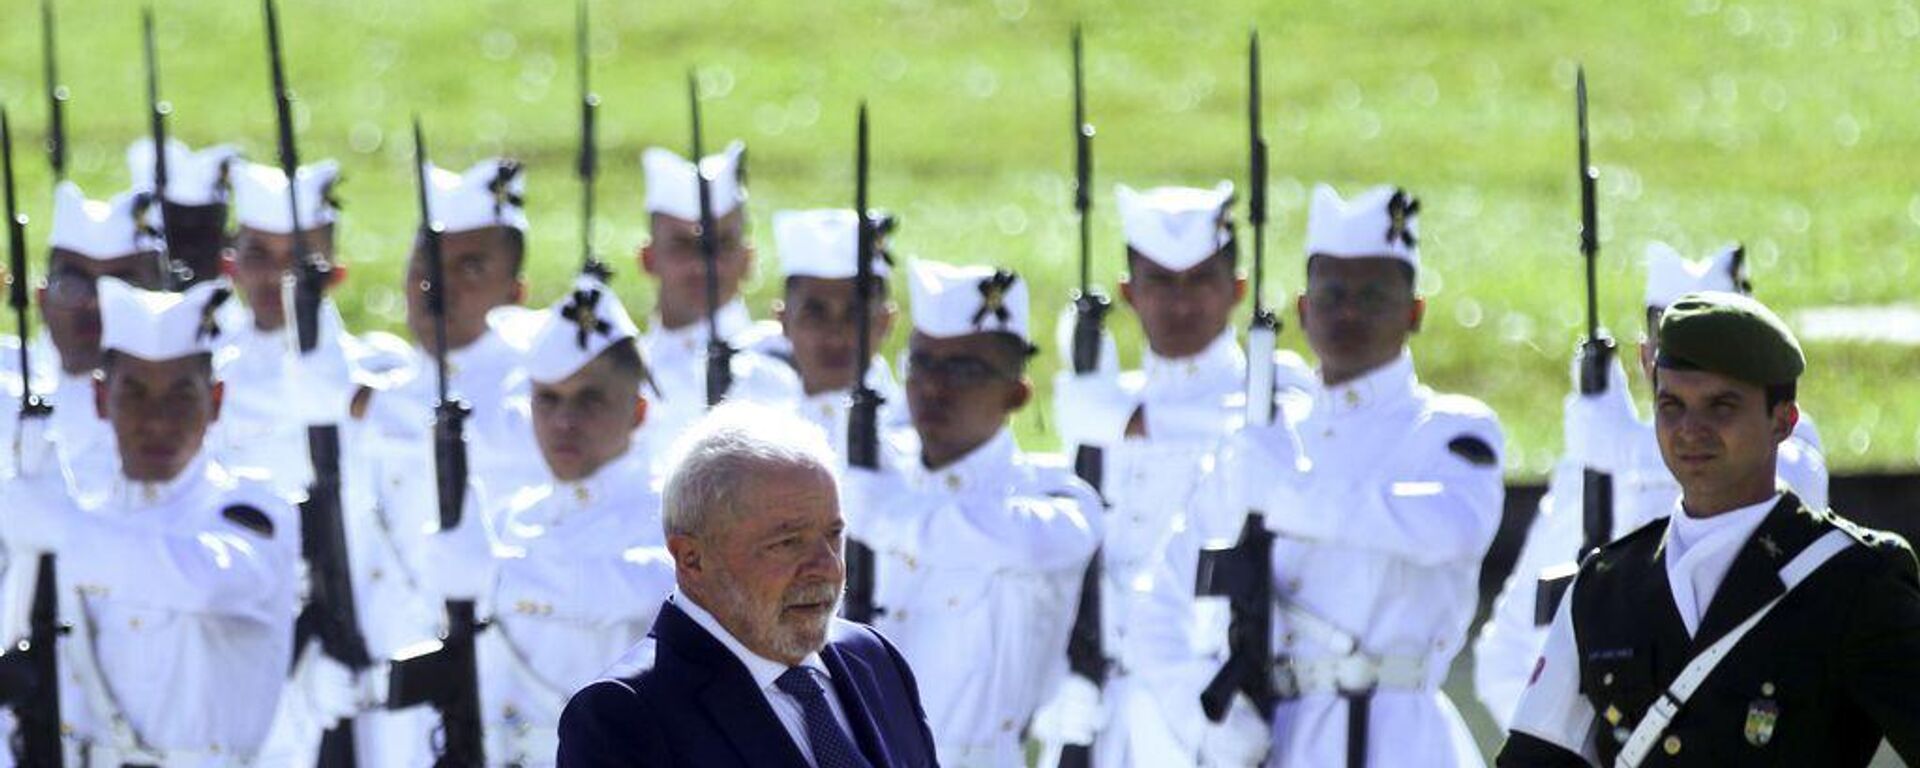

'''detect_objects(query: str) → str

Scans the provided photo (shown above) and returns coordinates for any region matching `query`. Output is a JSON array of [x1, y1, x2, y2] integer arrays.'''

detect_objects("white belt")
[[76, 742, 255, 767], [1274, 653, 1431, 698]]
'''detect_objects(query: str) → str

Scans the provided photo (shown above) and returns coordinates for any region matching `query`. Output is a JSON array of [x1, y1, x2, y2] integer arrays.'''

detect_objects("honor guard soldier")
[[762, 208, 905, 453], [635, 143, 799, 469], [1, 183, 168, 486], [0, 277, 301, 765], [454, 273, 676, 766], [1039, 181, 1312, 766], [1474, 242, 1828, 729], [1134, 184, 1504, 766], [839, 259, 1101, 768], [1499, 292, 1920, 766], [367, 158, 545, 495], [126, 137, 240, 286]]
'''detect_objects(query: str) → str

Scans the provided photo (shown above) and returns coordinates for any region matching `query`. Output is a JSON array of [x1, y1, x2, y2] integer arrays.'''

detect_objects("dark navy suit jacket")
[[557, 600, 939, 767]]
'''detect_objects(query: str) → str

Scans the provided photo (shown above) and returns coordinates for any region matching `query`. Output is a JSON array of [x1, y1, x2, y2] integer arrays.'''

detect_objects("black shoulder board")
[[222, 504, 276, 538], [1447, 435, 1497, 467]]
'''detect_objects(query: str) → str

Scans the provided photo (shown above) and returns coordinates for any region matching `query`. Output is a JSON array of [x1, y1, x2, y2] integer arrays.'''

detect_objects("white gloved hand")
[[287, 301, 357, 428], [1029, 673, 1105, 747], [1225, 423, 1309, 519], [286, 641, 363, 729], [1198, 695, 1271, 767], [838, 464, 915, 549], [10, 412, 59, 480], [1562, 341, 1636, 471], [1054, 303, 1121, 378], [1053, 370, 1137, 449], [420, 483, 498, 601], [0, 476, 76, 555]]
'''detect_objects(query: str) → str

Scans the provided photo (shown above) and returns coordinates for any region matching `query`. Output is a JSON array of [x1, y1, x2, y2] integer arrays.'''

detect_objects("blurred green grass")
[[2, 0, 1917, 476]]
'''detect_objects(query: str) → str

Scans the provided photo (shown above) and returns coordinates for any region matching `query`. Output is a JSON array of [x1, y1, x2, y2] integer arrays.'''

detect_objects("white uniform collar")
[[1664, 492, 1781, 636], [1142, 327, 1244, 387], [915, 427, 1016, 494], [548, 445, 652, 517], [645, 298, 754, 352], [111, 451, 213, 510], [671, 591, 830, 690], [1317, 350, 1418, 416]]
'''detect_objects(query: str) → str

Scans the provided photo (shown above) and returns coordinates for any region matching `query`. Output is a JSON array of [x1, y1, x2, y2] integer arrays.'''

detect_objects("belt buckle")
[[1335, 655, 1377, 695]]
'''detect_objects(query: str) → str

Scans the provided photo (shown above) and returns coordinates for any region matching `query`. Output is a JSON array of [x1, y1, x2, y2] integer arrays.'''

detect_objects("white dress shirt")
[[673, 591, 855, 768]]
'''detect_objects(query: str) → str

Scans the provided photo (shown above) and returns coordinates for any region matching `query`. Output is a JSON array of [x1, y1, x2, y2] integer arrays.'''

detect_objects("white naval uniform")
[[750, 335, 910, 458], [476, 447, 675, 767], [1051, 329, 1313, 767], [0, 453, 301, 766], [1471, 373, 1827, 730], [846, 428, 1101, 768], [638, 300, 800, 473], [1132, 352, 1502, 767]]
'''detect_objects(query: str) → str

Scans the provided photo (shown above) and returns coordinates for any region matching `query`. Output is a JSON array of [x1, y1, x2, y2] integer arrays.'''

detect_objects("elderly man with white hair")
[[558, 402, 939, 768]]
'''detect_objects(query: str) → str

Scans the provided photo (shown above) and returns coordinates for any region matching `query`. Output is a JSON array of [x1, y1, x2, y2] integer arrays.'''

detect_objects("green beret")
[[1656, 291, 1804, 386]]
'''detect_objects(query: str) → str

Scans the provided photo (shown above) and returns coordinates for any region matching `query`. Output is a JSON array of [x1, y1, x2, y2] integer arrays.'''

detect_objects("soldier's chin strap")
[[1613, 529, 1853, 768]]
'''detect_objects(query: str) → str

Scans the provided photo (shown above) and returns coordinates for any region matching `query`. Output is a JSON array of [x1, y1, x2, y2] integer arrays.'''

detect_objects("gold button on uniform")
[[1663, 735, 1682, 755]]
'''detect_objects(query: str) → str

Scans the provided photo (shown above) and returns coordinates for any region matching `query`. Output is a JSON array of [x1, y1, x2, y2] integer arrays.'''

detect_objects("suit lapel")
[[1690, 494, 1819, 651], [655, 602, 812, 768], [822, 633, 893, 767]]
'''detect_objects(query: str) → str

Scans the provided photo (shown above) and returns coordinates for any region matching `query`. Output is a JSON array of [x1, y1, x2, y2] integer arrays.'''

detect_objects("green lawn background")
[[1, 0, 1916, 478]]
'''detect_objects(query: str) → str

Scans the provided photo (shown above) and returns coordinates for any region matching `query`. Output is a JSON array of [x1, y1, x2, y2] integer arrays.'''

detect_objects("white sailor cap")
[[774, 208, 894, 280], [1644, 241, 1749, 309], [231, 160, 341, 234], [99, 277, 233, 361], [1305, 183, 1421, 268], [907, 259, 1030, 343], [127, 138, 241, 207], [423, 158, 528, 235], [521, 274, 642, 385], [1116, 182, 1236, 271], [643, 141, 747, 221], [49, 182, 157, 259]]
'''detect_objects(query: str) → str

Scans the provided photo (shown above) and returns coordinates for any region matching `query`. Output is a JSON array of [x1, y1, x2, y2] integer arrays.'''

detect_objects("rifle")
[[0, 103, 65, 768], [142, 6, 183, 288], [1056, 24, 1109, 768], [386, 117, 488, 768], [261, 1, 370, 763], [842, 103, 881, 625], [576, 0, 608, 281], [686, 72, 734, 406], [42, 0, 68, 184], [1195, 29, 1281, 726], [1537, 67, 1617, 627]]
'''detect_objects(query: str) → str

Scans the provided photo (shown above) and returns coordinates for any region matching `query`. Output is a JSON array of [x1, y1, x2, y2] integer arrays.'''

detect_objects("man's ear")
[[209, 380, 225, 422], [510, 277, 527, 306], [632, 396, 648, 429], [1231, 273, 1248, 305], [326, 261, 350, 290], [1007, 377, 1033, 412], [220, 251, 239, 278], [1118, 274, 1136, 308], [1771, 401, 1799, 444], [667, 533, 703, 581], [1408, 296, 1426, 333], [93, 374, 109, 420], [772, 298, 787, 326], [1294, 292, 1310, 332], [638, 243, 658, 276]]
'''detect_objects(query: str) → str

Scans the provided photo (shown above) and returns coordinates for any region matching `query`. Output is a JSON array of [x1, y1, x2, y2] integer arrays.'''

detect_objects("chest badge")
[[1744, 697, 1779, 747]]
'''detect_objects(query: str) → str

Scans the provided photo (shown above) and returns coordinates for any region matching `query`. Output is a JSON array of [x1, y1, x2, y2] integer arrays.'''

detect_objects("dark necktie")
[[774, 667, 873, 768]]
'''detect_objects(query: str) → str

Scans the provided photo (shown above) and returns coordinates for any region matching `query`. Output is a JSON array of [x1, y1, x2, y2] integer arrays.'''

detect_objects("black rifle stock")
[[1058, 24, 1109, 768], [261, 1, 371, 763], [843, 103, 881, 625], [0, 103, 65, 768], [1195, 30, 1281, 725], [687, 73, 735, 407], [385, 118, 486, 768]]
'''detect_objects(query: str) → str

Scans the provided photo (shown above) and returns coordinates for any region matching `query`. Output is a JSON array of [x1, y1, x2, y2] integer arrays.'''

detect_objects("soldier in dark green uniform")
[[1497, 291, 1920, 767]]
